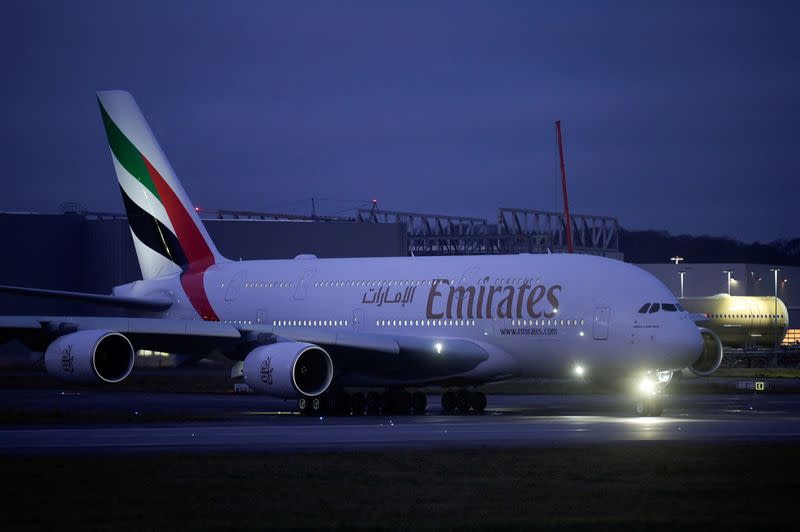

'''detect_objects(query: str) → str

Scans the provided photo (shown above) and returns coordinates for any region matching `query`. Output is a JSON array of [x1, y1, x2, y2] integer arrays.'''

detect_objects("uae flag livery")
[[97, 91, 224, 321]]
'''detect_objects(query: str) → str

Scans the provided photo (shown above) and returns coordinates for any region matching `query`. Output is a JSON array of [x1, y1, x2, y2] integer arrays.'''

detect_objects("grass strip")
[[0, 443, 797, 530]]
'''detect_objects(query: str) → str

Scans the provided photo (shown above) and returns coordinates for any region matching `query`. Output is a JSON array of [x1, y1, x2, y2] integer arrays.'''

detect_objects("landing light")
[[573, 364, 585, 377], [434, 342, 443, 354], [579, 331, 585, 337], [638, 376, 657, 396]]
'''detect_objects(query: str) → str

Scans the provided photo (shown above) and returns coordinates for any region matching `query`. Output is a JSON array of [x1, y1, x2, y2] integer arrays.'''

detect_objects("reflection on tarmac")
[[2, 390, 800, 453]]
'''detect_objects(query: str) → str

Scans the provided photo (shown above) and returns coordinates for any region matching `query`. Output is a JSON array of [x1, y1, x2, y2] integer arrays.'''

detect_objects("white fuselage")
[[119, 253, 703, 385], [680, 295, 789, 348]]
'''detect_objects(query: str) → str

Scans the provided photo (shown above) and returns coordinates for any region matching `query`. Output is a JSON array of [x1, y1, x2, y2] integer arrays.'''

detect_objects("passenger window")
[[638, 303, 651, 313], [662, 303, 677, 312], [648, 303, 660, 313]]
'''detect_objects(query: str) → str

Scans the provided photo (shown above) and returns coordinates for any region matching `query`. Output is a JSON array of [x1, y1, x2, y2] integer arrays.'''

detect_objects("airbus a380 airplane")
[[0, 91, 714, 416]]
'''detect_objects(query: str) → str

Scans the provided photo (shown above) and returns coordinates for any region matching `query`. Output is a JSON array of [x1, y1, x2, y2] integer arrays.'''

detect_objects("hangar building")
[[1, 208, 796, 347]]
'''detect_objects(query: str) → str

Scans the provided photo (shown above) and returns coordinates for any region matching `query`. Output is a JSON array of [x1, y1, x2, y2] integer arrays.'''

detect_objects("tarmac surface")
[[2, 388, 800, 453]]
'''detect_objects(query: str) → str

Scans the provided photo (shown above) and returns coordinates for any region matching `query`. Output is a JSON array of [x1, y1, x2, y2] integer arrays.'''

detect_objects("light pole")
[[769, 268, 780, 355], [770, 268, 779, 318], [723, 269, 734, 295], [670, 257, 684, 298]]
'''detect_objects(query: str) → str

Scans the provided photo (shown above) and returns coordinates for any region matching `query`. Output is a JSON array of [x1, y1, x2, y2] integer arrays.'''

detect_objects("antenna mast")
[[555, 120, 574, 253]]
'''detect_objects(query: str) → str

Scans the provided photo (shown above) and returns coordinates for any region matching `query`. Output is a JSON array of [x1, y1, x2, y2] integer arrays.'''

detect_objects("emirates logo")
[[61, 345, 74, 373], [260, 357, 273, 385]]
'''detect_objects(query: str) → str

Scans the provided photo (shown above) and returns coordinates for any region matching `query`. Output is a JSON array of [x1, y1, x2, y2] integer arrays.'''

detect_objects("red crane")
[[554, 120, 574, 253]]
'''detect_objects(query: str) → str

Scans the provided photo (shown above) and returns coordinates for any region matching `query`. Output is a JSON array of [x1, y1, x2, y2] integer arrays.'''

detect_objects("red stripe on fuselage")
[[180, 271, 220, 322], [142, 157, 219, 321]]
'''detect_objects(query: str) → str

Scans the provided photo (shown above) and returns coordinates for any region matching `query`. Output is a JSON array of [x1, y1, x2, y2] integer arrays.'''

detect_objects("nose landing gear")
[[632, 374, 666, 416], [634, 396, 664, 416]]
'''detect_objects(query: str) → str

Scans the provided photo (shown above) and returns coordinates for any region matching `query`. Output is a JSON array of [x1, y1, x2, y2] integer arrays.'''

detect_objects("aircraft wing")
[[0, 285, 173, 312], [0, 315, 241, 358], [0, 316, 494, 384], [261, 325, 491, 384]]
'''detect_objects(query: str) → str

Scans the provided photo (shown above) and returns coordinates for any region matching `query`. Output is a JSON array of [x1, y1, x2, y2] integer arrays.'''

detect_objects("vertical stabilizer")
[[96, 90, 225, 280]]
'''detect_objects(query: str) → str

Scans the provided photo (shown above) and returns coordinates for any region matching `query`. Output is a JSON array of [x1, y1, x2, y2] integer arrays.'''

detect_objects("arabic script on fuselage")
[[361, 278, 561, 319]]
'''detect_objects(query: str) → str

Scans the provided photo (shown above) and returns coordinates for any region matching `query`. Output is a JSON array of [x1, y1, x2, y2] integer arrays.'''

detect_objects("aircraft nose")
[[650, 319, 703, 371], [672, 320, 704, 369]]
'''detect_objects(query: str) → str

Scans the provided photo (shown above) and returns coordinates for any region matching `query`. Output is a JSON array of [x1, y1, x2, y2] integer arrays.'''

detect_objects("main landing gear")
[[297, 388, 487, 415], [440, 389, 486, 414], [296, 395, 323, 414], [298, 389, 428, 416]]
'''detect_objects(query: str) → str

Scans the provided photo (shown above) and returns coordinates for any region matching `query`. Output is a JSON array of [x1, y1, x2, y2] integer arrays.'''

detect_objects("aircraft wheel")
[[648, 397, 664, 417], [455, 389, 471, 413], [335, 391, 351, 415], [351, 392, 366, 416], [398, 390, 412, 414], [470, 391, 487, 412], [311, 396, 322, 413], [366, 391, 381, 415], [298, 396, 317, 415], [381, 391, 395, 413], [297, 397, 309, 414], [634, 397, 664, 417], [412, 392, 427, 414], [441, 391, 456, 414]]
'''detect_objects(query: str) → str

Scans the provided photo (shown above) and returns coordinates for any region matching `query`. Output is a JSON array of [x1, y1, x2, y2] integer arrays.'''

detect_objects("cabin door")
[[294, 269, 315, 300], [353, 309, 366, 333], [593, 307, 610, 340], [225, 270, 246, 301]]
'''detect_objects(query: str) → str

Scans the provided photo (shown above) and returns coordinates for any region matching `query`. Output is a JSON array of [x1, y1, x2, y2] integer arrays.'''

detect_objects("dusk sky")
[[2, 1, 798, 243]]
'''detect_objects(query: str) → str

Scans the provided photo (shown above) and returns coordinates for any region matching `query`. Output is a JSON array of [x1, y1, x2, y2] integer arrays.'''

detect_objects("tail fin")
[[96, 90, 226, 280]]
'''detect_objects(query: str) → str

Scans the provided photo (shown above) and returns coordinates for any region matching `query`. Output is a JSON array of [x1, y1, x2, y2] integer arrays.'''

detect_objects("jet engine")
[[243, 342, 333, 399], [688, 327, 723, 376], [44, 330, 135, 384]]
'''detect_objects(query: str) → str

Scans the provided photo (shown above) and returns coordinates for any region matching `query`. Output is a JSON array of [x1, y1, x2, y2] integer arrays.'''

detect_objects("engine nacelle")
[[243, 342, 333, 399], [688, 327, 723, 376], [44, 330, 135, 384]]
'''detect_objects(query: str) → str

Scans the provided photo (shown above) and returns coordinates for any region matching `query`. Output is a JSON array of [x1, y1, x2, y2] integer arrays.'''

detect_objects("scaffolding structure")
[[356, 208, 496, 255], [497, 208, 620, 255], [357, 207, 620, 257]]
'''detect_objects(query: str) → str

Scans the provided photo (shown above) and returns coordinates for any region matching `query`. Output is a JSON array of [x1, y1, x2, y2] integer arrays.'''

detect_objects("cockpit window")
[[662, 303, 677, 312], [638, 303, 651, 313], [648, 303, 660, 313], [676, 304, 685, 312]]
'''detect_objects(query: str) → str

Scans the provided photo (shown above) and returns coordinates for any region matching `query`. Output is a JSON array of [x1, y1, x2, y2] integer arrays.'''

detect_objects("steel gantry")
[[497, 207, 620, 256], [356, 208, 497, 255], [357, 207, 620, 257]]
